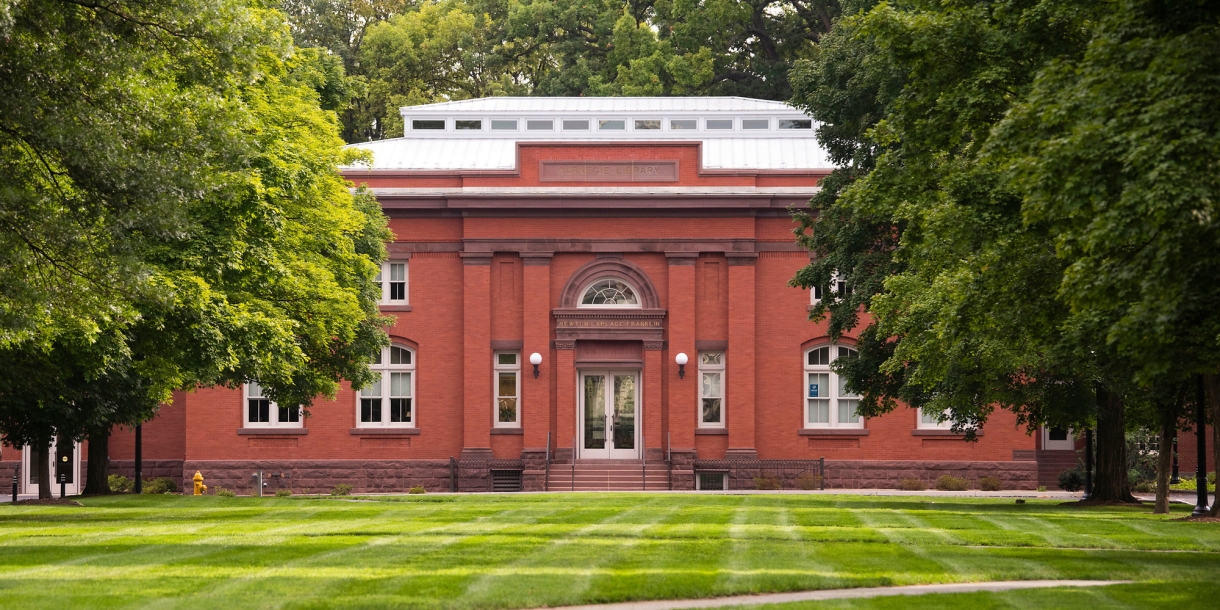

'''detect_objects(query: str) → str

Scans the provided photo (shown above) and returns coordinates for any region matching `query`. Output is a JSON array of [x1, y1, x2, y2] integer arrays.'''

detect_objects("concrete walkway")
[[542, 581, 1131, 610]]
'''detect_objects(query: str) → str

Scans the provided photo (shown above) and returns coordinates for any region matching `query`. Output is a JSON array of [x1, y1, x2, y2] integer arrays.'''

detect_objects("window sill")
[[695, 428, 728, 435], [238, 428, 308, 435], [491, 428, 524, 435], [350, 427, 420, 436], [799, 428, 869, 437], [912, 429, 982, 437], [380, 304, 412, 312]]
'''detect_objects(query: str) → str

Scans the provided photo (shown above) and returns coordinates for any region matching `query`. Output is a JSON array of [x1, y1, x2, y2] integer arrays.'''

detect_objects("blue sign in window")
[[808, 384, 819, 397]]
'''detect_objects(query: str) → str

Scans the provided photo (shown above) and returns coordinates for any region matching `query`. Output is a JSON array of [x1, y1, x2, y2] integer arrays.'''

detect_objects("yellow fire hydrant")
[[193, 471, 208, 496]]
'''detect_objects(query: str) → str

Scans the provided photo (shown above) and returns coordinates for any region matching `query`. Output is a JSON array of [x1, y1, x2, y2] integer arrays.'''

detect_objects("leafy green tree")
[[789, 0, 1155, 502], [1, 0, 391, 493]]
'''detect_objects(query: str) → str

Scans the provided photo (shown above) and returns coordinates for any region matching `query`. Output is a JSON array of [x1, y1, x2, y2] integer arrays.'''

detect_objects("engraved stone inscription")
[[539, 160, 679, 182]]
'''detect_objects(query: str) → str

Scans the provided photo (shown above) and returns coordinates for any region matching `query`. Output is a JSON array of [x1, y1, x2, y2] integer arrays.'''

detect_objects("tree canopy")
[[790, 0, 1220, 502], [0, 0, 392, 492]]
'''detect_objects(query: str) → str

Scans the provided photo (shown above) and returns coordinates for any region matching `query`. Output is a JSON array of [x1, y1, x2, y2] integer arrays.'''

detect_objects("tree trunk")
[[82, 427, 111, 496], [1091, 386, 1137, 503], [1205, 373, 1219, 518], [33, 443, 51, 500], [1154, 419, 1173, 514]]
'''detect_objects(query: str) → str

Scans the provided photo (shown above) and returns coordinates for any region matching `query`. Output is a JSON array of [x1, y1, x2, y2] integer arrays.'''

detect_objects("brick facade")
[[5, 134, 1059, 494]]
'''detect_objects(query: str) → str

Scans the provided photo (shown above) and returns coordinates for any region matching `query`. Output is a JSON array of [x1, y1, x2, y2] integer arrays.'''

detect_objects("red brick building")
[[7, 98, 1089, 494]]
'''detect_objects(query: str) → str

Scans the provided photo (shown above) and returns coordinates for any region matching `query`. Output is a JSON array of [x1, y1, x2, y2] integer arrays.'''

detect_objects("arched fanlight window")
[[579, 278, 641, 308]]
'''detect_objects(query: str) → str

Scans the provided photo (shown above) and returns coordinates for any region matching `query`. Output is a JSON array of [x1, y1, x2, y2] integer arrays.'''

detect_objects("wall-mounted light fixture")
[[530, 352, 543, 378], [675, 352, 688, 379]]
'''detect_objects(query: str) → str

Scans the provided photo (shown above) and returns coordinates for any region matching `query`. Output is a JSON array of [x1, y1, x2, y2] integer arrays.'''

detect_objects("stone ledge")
[[912, 429, 983, 437], [380, 305, 412, 312], [695, 428, 728, 435], [349, 428, 420, 436], [799, 429, 870, 437], [490, 428, 524, 435], [237, 428, 308, 436]]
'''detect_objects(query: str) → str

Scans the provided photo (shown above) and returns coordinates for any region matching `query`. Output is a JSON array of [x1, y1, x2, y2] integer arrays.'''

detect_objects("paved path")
[[541, 580, 1131, 610]]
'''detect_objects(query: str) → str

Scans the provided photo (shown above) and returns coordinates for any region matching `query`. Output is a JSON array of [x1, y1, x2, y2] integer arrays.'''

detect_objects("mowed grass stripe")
[[0, 494, 1213, 609]]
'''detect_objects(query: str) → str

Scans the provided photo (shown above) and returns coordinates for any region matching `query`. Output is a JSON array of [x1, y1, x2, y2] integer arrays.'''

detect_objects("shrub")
[[408, 486, 426, 494], [1058, 468, 1085, 492], [142, 477, 178, 495], [899, 478, 926, 491], [795, 472, 822, 490], [215, 488, 236, 497], [978, 476, 1003, 491], [753, 477, 781, 490], [1210, 472, 1216, 486], [935, 475, 969, 491], [331, 484, 353, 496], [274, 488, 292, 498], [1132, 481, 1154, 493], [107, 474, 133, 493], [1037, 485, 1047, 492]]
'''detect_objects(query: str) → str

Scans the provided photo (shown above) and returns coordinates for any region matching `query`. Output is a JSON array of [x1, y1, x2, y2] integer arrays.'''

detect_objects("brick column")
[[521, 253, 553, 490], [726, 253, 758, 459], [643, 343, 664, 462], [666, 253, 697, 464], [555, 343, 576, 462], [460, 252, 493, 459]]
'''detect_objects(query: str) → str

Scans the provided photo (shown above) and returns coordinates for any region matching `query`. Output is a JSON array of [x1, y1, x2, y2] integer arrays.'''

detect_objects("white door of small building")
[[1042, 427, 1075, 451], [22, 439, 81, 496]]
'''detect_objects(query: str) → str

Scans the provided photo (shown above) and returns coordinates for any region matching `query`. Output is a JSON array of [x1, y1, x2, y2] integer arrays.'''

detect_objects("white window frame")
[[494, 351, 521, 428], [698, 352, 726, 428], [803, 345, 863, 429], [917, 408, 954, 430], [244, 382, 302, 429], [1042, 426, 1075, 450], [577, 277, 643, 309], [376, 261, 409, 305], [810, 272, 852, 306], [357, 345, 416, 428]]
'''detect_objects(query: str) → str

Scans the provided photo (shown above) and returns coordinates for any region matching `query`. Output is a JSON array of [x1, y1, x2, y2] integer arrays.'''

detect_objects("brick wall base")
[[106, 460, 186, 489], [182, 460, 452, 495], [819, 460, 1037, 490]]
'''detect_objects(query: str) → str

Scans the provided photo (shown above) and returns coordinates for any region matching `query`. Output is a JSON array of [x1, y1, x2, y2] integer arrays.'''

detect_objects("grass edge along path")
[[537, 580, 1131, 610]]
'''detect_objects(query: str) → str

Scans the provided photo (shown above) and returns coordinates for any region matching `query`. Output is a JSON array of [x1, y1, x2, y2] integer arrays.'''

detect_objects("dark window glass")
[[391, 398, 412, 422], [361, 398, 382, 423], [412, 120, 445, 130], [807, 347, 830, 366], [779, 119, 812, 129], [1049, 428, 1069, 441], [390, 282, 405, 300], [249, 399, 270, 423], [279, 406, 299, 423], [455, 120, 481, 130]]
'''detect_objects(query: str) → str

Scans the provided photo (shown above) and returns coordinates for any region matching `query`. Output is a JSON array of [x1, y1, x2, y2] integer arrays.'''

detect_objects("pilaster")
[[726, 253, 757, 459], [665, 252, 697, 456], [461, 252, 493, 459]]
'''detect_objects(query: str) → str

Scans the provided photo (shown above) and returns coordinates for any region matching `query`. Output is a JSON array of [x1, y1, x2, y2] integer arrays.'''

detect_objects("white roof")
[[344, 97, 834, 171], [399, 96, 797, 113]]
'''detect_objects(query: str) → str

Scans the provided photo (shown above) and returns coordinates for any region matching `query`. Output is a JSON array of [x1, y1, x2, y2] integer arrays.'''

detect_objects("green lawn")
[[0, 493, 1215, 609]]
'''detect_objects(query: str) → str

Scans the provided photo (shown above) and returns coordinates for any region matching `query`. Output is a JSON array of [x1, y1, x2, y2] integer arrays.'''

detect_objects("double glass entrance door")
[[579, 371, 639, 459]]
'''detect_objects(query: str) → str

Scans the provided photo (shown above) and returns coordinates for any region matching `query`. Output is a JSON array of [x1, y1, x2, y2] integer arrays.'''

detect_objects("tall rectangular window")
[[359, 345, 415, 427], [494, 352, 520, 427], [245, 382, 302, 428], [803, 345, 862, 428], [376, 261, 409, 305], [699, 352, 725, 427]]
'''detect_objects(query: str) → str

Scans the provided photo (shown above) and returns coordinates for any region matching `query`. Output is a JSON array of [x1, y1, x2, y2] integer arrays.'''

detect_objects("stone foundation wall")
[[182, 460, 452, 495], [719, 460, 1037, 491], [106, 460, 185, 489]]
